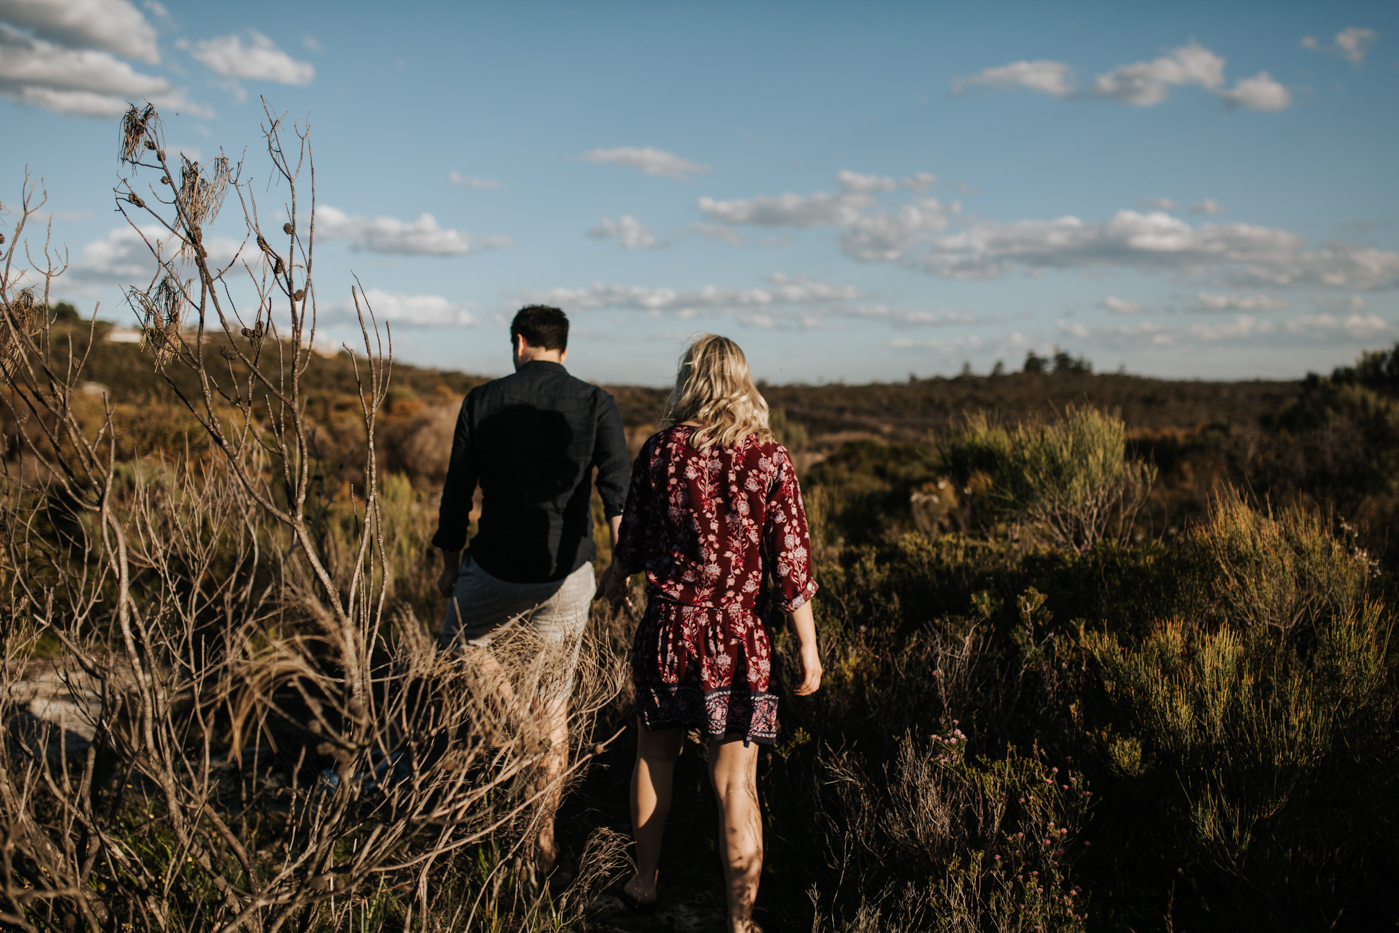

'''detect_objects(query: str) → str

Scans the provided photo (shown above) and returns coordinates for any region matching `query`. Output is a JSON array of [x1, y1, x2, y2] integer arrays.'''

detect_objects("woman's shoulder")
[[641, 424, 692, 457], [738, 433, 792, 466]]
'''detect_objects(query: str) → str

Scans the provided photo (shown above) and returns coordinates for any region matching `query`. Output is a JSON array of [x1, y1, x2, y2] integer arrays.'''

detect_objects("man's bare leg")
[[535, 693, 570, 874], [460, 644, 518, 742]]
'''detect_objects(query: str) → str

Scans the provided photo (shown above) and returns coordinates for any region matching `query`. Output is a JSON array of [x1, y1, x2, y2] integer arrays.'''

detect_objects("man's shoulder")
[[470, 367, 613, 407]]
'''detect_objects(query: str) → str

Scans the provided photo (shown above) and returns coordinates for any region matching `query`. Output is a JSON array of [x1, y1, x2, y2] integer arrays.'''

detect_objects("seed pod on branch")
[[127, 193, 144, 208], [130, 275, 189, 372], [176, 156, 231, 235], [294, 289, 306, 302], [283, 222, 293, 235], [256, 234, 269, 252], [274, 257, 284, 275], [119, 103, 157, 163], [0, 288, 40, 376], [160, 176, 170, 186]]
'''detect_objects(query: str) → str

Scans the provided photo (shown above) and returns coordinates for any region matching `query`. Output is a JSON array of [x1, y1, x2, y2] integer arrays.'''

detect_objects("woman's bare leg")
[[627, 720, 683, 903], [709, 736, 762, 932]]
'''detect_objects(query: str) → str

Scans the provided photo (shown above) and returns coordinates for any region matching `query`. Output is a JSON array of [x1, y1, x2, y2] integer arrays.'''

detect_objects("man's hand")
[[438, 549, 463, 599], [595, 563, 632, 610]]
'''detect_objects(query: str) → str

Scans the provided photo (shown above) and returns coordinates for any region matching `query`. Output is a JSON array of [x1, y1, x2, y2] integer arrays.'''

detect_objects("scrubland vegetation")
[[3, 107, 1398, 931]]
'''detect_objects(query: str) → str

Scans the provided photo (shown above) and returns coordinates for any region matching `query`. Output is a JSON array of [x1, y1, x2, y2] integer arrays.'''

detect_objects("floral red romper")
[[614, 425, 817, 745]]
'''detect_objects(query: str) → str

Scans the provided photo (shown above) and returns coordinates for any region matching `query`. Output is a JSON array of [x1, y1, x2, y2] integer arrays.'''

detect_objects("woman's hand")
[[795, 641, 823, 696], [788, 601, 823, 696], [595, 563, 633, 609]]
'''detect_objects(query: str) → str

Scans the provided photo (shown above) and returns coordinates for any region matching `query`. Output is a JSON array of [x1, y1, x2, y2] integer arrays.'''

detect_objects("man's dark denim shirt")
[[431, 360, 631, 584]]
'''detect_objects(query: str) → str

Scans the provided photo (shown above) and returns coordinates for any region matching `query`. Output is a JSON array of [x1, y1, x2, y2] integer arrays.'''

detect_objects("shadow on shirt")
[[471, 402, 597, 583]]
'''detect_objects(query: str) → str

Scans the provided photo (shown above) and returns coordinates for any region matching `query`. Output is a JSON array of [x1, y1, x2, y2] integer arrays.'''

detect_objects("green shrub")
[[1085, 494, 1393, 929], [940, 406, 1155, 550], [810, 732, 1091, 932]]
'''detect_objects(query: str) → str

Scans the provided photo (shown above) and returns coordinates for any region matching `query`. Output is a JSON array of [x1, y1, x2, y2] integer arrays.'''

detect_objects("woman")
[[597, 334, 822, 933]]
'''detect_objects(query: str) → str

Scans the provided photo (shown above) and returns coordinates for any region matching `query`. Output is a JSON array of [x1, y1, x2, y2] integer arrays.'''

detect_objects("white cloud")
[[447, 171, 500, 189], [1103, 296, 1144, 314], [921, 209, 1399, 288], [347, 289, 477, 327], [1285, 312, 1388, 339], [1140, 197, 1179, 211], [0, 23, 206, 117], [837, 170, 897, 193], [699, 189, 870, 228], [702, 177, 1398, 290], [0, 0, 158, 63], [1190, 198, 1225, 215], [953, 60, 1076, 98], [520, 273, 862, 317], [1192, 292, 1289, 311], [190, 30, 314, 84], [67, 225, 247, 290], [1218, 72, 1291, 111], [1187, 314, 1275, 341], [1304, 28, 1379, 65], [687, 223, 745, 246], [1095, 308, 1387, 351], [1094, 42, 1225, 106], [697, 171, 950, 262], [961, 42, 1290, 113], [1108, 320, 1176, 346], [850, 305, 977, 326], [841, 202, 952, 262], [315, 206, 508, 256], [301, 34, 322, 52], [588, 215, 658, 250], [890, 335, 985, 353], [1334, 27, 1379, 64], [579, 146, 709, 181], [141, 1, 169, 26], [902, 172, 939, 193], [1057, 319, 1091, 339]]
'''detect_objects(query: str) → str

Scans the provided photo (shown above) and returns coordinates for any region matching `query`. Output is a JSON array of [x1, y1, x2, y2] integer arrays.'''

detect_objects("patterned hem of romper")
[[631, 593, 779, 746]]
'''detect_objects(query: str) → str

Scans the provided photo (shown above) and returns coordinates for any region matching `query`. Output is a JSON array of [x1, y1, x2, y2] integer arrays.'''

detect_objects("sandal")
[[752, 906, 780, 933], [613, 877, 658, 916]]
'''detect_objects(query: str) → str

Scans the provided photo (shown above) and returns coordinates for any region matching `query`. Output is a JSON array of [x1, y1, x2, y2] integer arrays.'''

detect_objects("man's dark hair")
[[511, 305, 569, 352]]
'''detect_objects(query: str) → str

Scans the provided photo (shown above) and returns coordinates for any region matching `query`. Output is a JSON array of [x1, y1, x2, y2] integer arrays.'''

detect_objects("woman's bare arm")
[[788, 600, 822, 696]]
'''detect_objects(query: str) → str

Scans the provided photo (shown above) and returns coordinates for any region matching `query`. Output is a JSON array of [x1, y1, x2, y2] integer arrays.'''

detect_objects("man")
[[433, 304, 630, 877]]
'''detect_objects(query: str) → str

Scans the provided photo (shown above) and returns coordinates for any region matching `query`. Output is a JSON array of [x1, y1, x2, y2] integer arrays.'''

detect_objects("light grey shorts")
[[442, 557, 594, 698]]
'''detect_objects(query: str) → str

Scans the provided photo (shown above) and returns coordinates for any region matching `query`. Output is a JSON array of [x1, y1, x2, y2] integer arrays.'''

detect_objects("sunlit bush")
[[940, 405, 1155, 550], [1085, 493, 1393, 927]]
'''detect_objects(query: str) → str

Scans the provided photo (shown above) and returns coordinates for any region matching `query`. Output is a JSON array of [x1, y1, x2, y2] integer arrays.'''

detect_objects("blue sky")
[[2, 0, 1396, 385]]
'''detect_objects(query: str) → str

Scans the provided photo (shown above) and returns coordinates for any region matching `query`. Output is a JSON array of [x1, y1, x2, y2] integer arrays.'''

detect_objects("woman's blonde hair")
[[659, 334, 774, 451]]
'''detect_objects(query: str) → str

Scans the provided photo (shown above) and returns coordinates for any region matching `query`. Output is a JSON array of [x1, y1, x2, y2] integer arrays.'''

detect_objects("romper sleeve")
[[612, 433, 659, 574], [763, 446, 818, 612]]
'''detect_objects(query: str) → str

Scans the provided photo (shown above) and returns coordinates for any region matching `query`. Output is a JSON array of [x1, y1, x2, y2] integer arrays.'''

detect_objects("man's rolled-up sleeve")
[[431, 395, 478, 552], [593, 392, 630, 519]]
